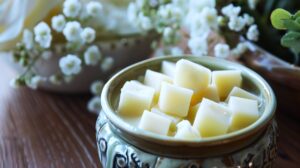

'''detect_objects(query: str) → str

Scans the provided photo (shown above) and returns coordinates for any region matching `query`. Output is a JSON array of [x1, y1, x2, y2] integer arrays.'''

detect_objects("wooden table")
[[0, 59, 299, 168]]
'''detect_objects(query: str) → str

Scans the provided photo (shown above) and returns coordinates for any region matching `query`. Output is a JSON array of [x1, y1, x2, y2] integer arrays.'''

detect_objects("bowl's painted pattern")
[[96, 112, 278, 168]]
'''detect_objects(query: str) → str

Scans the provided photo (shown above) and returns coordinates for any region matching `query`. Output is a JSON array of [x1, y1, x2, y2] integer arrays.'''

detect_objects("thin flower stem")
[[19, 56, 40, 78]]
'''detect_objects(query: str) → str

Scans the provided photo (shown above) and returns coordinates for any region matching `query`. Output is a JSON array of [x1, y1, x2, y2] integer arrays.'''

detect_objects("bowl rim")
[[100, 56, 276, 146]]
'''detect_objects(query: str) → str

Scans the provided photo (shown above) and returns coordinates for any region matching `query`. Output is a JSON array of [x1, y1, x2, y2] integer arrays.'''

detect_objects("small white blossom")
[[200, 7, 218, 29], [63, 0, 82, 18], [81, 27, 96, 43], [188, 35, 208, 56], [63, 21, 82, 42], [49, 75, 62, 85], [189, 0, 216, 11], [86, 1, 103, 17], [247, 24, 259, 41], [137, 13, 152, 31], [100, 57, 114, 71], [232, 42, 248, 58], [163, 27, 173, 39], [158, 4, 183, 21], [90, 80, 104, 95], [228, 16, 246, 32], [41, 51, 52, 60], [22, 29, 33, 50], [51, 15, 66, 32], [84, 45, 102, 66], [214, 43, 230, 58], [34, 22, 52, 48], [221, 4, 241, 18], [59, 54, 82, 76], [248, 0, 259, 10], [170, 47, 184, 56], [87, 96, 101, 113], [127, 3, 138, 22], [10, 78, 21, 88], [26, 76, 45, 90], [243, 14, 254, 26]]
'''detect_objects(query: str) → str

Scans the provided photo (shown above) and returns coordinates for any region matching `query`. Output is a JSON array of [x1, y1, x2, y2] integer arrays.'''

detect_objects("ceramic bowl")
[[96, 56, 277, 168]]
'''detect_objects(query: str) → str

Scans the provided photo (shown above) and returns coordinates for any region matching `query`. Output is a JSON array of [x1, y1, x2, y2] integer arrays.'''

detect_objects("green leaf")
[[282, 19, 300, 31], [294, 10, 300, 18], [281, 31, 300, 54], [271, 8, 292, 30]]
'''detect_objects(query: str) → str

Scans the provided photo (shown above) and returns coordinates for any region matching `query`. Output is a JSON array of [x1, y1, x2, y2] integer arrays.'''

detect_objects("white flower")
[[100, 57, 114, 71], [243, 14, 254, 26], [158, 4, 183, 21], [63, 21, 82, 42], [247, 24, 259, 41], [200, 7, 218, 29], [221, 4, 241, 18], [87, 96, 101, 113], [34, 22, 52, 48], [41, 51, 53, 60], [228, 16, 246, 32], [84, 45, 102, 66], [10, 78, 21, 88], [214, 43, 230, 58], [86, 1, 103, 17], [163, 27, 174, 39], [90, 80, 104, 95], [51, 15, 66, 32], [22, 29, 34, 50], [189, 0, 216, 11], [248, 0, 259, 10], [59, 54, 82, 76], [127, 3, 138, 22], [81, 27, 96, 43], [170, 47, 184, 56], [63, 0, 82, 18], [26, 76, 45, 90], [49, 75, 62, 85], [188, 35, 208, 56], [137, 13, 153, 31], [232, 42, 248, 58]]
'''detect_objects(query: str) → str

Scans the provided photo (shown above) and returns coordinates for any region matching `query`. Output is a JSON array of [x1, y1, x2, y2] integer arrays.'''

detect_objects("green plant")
[[270, 8, 300, 64]]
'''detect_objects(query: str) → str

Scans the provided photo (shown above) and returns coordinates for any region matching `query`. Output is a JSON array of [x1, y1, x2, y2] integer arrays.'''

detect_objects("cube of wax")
[[187, 103, 201, 123], [138, 110, 171, 135], [174, 59, 211, 92], [225, 87, 259, 102], [193, 98, 231, 137], [144, 70, 172, 99], [228, 96, 259, 130], [175, 120, 200, 140], [191, 85, 220, 105], [118, 81, 155, 116], [151, 107, 182, 132], [212, 70, 242, 100], [162, 61, 176, 78], [159, 82, 193, 117]]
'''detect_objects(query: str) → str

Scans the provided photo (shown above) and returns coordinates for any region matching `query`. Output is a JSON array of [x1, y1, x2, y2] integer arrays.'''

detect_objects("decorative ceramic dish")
[[96, 56, 277, 168]]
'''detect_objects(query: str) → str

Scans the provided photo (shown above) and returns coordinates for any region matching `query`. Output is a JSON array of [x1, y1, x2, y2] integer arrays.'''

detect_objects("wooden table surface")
[[0, 59, 299, 168]]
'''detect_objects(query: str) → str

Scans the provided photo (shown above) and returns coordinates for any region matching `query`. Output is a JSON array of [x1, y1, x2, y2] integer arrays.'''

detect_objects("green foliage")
[[270, 8, 291, 29], [281, 31, 300, 54]]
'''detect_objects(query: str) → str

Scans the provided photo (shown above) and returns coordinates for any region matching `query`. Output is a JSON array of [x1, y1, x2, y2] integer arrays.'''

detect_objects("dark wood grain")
[[0, 56, 299, 168]]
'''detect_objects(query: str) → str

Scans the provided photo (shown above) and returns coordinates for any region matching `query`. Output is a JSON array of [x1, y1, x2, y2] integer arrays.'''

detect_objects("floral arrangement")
[[127, 0, 260, 59], [271, 8, 300, 65]]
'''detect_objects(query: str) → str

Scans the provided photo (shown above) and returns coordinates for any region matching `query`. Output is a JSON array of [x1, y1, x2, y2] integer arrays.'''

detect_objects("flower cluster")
[[11, 0, 115, 90], [127, 0, 259, 58]]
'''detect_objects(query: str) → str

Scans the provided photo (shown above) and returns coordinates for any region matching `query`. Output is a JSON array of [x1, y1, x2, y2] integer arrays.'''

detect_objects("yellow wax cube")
[[228, 96, 259, 131], [144, 70, 172, 101], [187, 103, 201, 124], [159, 82, 193, 117], [118, 81, 155, 116], [151, 107, 182, 132], [225, 87, 259, 102], [161, 61, 176, 78], [175, 120, 200, 140], [138, 110, 172, 135], [191, 85, 219, 106], [212, 70, 242, 100], [193, 98, 231, 137], [174, 59, 211, 92]]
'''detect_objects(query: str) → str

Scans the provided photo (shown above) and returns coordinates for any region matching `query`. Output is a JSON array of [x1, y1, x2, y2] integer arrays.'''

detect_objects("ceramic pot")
[[5, 33, 157, 93], [96, 56, 277, 168]]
